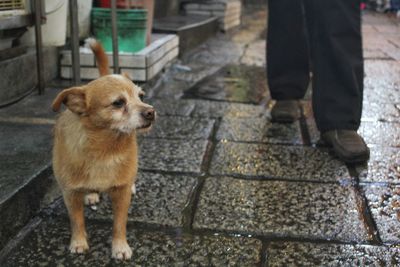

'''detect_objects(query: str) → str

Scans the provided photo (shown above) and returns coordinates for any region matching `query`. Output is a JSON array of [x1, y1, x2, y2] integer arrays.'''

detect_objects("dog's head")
[[52, 74, 155, 134]]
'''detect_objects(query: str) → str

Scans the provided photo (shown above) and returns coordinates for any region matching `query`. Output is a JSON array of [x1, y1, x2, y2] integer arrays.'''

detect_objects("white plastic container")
[[20, 0, 68, 46]]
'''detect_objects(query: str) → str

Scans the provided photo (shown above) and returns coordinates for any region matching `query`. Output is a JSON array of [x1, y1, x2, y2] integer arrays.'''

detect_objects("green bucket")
[[91, 8, 147, 53]]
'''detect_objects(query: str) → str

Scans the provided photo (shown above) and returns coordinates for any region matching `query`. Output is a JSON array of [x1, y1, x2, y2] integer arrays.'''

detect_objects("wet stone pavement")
[[1, 9, 400, 267]]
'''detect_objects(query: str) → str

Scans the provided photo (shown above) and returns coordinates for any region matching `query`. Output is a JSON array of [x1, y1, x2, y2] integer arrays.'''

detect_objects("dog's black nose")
[[141, 108, 155, 121]]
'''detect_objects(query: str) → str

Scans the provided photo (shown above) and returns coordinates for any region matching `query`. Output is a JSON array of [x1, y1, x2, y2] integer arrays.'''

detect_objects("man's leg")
[[304, 0, 369, 162], [305, 0, 363, 131], [267, 0, 310, 122]]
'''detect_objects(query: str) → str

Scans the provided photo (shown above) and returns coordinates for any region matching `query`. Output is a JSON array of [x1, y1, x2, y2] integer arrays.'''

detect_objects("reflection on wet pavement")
[[194, 177, 366, 242], [210, 141, 350, 182], [184, 65, 270, 104]]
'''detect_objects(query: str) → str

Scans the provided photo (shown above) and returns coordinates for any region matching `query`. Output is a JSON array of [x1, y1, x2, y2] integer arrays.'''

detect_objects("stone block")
[[267, 242, 400, 266], [216, 117, 303, 144], [210, 142, 350, 182], [145, 116, 215, 140], [194, 177, 367, 242], [66, 172, 198, 227], [358, 146, 400, 184], [139, 139, 209, 173], [364, 185, 400, 243], [1, 219, 262, 266]]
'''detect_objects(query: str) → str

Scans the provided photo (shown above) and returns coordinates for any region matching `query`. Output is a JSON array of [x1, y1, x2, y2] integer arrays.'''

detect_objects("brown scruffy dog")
[[52, 39, 155, 260]]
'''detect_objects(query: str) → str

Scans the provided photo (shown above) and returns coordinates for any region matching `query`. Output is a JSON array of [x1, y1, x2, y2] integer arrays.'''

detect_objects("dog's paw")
[[69, 239, 89, 254], [112, 240, 132, 260], [131, 184, 136, 195], [84, 193, 100, 206]]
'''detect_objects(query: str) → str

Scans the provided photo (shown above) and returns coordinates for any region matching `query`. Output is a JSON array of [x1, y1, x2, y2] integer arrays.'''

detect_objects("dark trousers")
[[267, 0, 364, 132]]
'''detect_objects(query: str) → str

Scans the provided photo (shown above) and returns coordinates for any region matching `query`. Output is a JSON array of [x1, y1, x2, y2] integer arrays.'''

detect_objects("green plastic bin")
[[92, 8, 147, 53]]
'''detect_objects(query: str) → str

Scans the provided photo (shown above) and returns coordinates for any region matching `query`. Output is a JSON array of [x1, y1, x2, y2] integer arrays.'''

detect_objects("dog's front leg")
[[109, 185, 132, 260], [63, 190, 89, 253]]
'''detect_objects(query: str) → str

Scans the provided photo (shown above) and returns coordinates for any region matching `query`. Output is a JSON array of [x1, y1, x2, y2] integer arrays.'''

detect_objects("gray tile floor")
[[1, 9, 400, 267]]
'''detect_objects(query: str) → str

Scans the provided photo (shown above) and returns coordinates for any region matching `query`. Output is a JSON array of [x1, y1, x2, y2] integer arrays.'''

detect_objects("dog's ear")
[[52, 87, 87, 115], [122, 72, 132, 80]]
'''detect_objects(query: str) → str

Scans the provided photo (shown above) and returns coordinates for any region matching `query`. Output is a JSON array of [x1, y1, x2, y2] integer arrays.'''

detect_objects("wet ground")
[[1, 8, 400, 266]]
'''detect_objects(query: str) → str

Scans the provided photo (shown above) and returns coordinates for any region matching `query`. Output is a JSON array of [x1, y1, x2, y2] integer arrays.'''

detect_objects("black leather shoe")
[[322, 130, 370, 163], [271, 100, 301, 123]]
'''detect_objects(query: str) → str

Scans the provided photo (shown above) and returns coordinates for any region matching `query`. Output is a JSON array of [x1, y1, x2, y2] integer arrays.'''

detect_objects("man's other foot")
[[322, 130, 370, 163], [271, 100, 301, 123]]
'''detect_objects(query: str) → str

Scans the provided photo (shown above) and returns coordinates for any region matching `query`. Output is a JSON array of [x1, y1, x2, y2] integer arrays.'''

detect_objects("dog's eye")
[[112, 98, 125, 108], [139, 93, 144, 101]]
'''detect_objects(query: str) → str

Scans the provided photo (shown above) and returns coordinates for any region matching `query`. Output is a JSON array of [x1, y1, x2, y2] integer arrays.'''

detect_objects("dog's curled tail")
[[86, 38, 109, 76]]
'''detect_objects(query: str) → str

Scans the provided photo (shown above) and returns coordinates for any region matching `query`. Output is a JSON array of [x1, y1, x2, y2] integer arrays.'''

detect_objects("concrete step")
[[153, 15, 219, 55], [0, 88, 62, 251]]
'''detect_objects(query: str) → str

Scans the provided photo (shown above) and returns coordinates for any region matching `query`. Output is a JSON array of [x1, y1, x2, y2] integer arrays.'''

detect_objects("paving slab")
[[147, 98, 268, 119], [359, 121, 400, 147], [363, 31, 397, 60], [364, 60, 400, 104], [0, 88, 61, 119], [184, 65, 269, 104], [147, 98, 195, 116], [364, 84, 400, 108], [0, 123, 53, 204], [362, 100, 400, 122], [240, 40, 266, 67], [357, 146, 400, 184], [182, 35, 243, 67], [216, 117, 303, 144], [210, 142, 350, 182], [1, 219, 262, 266], [150, 78, 190, 99], [364, 185, 400, 243], [190, 100, 268, 118], [193, 177, 367, 242], [362, 11, 396, 25], [0, 122, 53, 249], [172, 63, 221, 84], [53, 172, 197, 227], [144, 116, 215, 140], [0, 153, 52, 250], [363, 48, 391, 59], [267, 242, 400, 266], [0, 154, 51, 205], [374, 24, 400, 34], [138, 139, 209, 174]]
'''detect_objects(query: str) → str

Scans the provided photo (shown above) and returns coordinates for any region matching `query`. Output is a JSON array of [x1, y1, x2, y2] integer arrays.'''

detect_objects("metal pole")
[[34, 0, 45, 95], [111, 0, 119, 74], [69, 0, 81, 84]]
